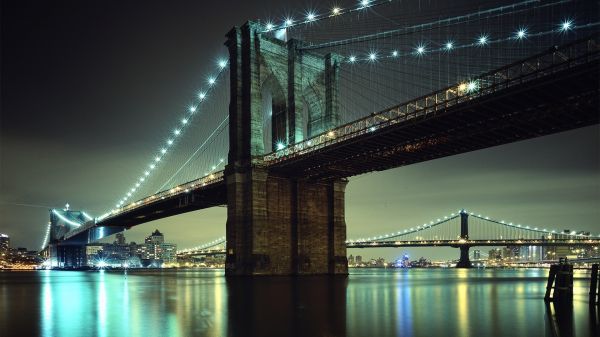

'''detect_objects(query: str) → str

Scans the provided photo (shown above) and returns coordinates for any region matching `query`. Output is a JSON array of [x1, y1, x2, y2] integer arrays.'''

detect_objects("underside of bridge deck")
[[269, 60, 600, 180]]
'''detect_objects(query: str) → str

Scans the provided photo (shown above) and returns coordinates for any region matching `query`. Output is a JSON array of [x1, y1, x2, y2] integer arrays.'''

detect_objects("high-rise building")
[[140, 230, 176, 266], [114, 233, 126, 245], [145, 230, 164, 245], [0, 234, 9, 252]]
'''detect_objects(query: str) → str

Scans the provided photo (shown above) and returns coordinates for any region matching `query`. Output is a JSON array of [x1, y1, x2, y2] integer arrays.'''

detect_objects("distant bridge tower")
[[224, 21, 347, 276], [456, 210, 472, 268]]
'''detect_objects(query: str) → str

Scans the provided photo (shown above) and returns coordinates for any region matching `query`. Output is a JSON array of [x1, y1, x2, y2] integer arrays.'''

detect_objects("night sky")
[[1, 0, 599, 260]]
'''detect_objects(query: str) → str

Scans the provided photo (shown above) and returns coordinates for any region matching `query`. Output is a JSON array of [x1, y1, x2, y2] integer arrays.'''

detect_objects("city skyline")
[[1, 0, 599, 261]]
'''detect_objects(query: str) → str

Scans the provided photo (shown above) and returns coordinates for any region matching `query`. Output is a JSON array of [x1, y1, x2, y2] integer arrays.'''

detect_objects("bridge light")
[[150, 164, 156, 169], [467, 81, 478, 92], [515, 28, 527, 39], [477, 34, 489, 46], [265, 22, 275, 31], [127, 192, 132, 197], [445, 41, 454, 50], [368, 52, 377, 61], [348, 55, 357, 63], [208, 77, 216, 85], [167, 139, 174, 145], [276, 142, 286, 150], [284, 18, 293, 27], [327, 131, 335, 137], [198, 92, 207, 100], [220, 158, 224, 163], [360, 0, 370, 8], [161, 148, 167, 154], [560, 19, 573, 32], [212, 165, 216, 170], [155, 156, 161, 162], [144, 171, 150, 176], [189, 106, 196, 113], [392, 50, 398, 57], [182, 118, 188, 125], [306, 12, 316, 22], [416, 45, 426, 55], [218, 60, 227, 69], [174, 129, 181, 136], [135, 183, 140, 188]]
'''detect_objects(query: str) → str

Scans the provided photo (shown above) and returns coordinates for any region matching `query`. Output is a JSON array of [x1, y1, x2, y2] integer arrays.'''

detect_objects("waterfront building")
[[140, 230, 177, 266], [488, 248, 502, 260]]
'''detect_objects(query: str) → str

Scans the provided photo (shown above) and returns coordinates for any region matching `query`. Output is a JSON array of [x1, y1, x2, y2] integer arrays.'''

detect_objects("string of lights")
[[347, 211, 462, 243], [40, 222, 51, 250], [338, 20, 595, 64], [469, 213, 600, 238], [260, 0, 397, 33], [178, 236, 226, 254], [347, 209, 600, 244], [51, 209, 83, 228], [104, 58, 229, 218], [299, 0, 559, 50]]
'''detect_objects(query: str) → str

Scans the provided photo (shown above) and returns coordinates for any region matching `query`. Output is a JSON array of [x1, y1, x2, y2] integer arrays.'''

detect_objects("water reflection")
[[227, 276, 347, 337], [0, 269, 597, 337]]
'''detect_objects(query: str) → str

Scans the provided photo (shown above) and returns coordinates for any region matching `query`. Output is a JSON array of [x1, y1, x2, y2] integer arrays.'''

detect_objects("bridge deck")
[[266, 38, 599, 179]]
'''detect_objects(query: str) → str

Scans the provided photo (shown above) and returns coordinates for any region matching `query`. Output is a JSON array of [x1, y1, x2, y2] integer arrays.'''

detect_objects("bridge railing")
[[263, 35, 599, 164], [96, 170, 225, 223]]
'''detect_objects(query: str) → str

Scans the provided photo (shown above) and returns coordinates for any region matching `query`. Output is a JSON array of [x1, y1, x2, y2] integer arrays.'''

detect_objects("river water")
[[0, 268, 597, 337]]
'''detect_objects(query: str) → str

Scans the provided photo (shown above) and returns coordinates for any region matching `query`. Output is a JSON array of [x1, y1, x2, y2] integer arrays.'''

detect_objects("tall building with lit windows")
[[141, 230, 177, 265], [0, 233, 9, 252]]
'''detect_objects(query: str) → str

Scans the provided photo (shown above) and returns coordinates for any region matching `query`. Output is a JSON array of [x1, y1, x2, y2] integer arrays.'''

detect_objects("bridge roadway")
[[66, 37, 599, 240], [177, 239, 600, 258]]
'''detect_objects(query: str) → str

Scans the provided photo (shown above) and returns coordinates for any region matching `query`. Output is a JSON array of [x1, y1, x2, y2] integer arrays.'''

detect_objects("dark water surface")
[[1, 268, 598, 337]]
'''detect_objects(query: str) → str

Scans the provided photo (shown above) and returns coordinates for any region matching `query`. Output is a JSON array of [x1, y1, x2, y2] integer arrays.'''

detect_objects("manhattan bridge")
[[41, 0, 599, 275]]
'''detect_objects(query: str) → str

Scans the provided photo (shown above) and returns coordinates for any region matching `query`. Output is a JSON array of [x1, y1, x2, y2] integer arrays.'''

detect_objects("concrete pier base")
[[225, 167, 348, 276]]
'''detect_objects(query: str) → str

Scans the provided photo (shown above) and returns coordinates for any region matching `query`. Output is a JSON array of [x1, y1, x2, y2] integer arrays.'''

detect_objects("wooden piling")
[[590, 264, 599, 305], [545, 260, 573, 305]]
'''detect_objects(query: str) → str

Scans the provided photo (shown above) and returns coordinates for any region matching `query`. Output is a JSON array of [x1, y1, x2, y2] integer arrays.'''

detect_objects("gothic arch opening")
[[261, 75, 287, 153]]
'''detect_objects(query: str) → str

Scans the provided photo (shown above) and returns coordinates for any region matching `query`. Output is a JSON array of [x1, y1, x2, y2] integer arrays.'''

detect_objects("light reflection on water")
[[1, 268, 598, 337]]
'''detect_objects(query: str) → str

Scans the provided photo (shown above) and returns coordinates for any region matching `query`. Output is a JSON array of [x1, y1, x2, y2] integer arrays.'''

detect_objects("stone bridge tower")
[[224, 22, 347, 276]]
